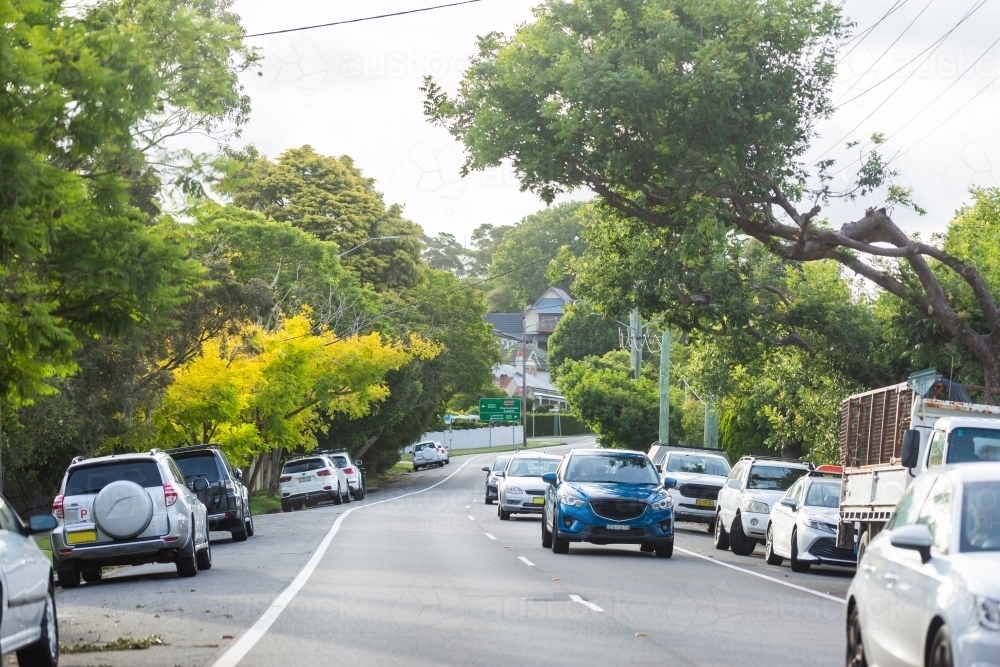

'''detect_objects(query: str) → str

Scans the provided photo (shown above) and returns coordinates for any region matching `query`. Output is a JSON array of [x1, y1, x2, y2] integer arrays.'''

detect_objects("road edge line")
[[211, 456, 482, 667], [568, 594, 604, 612], [674, 547, 847, 605]]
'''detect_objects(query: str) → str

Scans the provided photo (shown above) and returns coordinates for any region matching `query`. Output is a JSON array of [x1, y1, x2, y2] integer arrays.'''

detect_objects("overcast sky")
[[231, 0, 1000, 244]]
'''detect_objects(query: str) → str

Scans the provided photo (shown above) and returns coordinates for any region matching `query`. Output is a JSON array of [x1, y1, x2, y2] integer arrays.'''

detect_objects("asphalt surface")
[[55, 438, 851, 667]]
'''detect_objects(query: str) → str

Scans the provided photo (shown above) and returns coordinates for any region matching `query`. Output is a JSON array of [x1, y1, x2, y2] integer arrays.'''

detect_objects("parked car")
[[322, 450, 366, 500], [279, 456, 351, 512], [847, 463, 1000, 667], [0, 494, 59, 666], [411, 441, 446, 470], [482, 454, 513, 504], [542, 449, 676, 557], [715, 455, 811, 556], [170, 444, 253, 542], [764, 470, 856, 573], [51, 450, 212, 587], [659, 450, 730, 532], [497, 453, 562, 519]]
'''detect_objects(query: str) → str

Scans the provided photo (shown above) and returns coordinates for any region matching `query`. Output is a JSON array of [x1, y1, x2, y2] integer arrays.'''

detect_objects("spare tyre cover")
[[420, 448, 437, 461], [94, 480, 154, 539]]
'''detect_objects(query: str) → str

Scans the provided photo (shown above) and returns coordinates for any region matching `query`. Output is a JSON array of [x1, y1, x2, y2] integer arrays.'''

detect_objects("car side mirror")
[[193, 478, 210, 493], [495, 471, 505, 478], [482, 466, 491, 472], [779, 497, 797, 512], [27, 513, 57, 535], [890, 524, 933, 563], [541, 472, 557, 485], [354, 460, 363, 467], [663, 477, 677, 489], [234, 469, 243, 480], [901, 430, 921, 468], [727, 478, 740, 489]]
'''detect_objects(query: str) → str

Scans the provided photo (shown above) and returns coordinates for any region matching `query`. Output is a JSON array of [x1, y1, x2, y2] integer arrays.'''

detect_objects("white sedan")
[[764, 471, 856, 573], [847, 463, 1000, 667]]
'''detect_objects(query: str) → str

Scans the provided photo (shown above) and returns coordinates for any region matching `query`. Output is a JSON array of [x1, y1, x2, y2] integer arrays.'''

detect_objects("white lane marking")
[[518, 556, 535, 566], [484, 533, 497, 540], [466, 505, 470, 509], [468, 516, 475, 521], [211, 456, 482, 667], [569, 595, 603, 612], [675, 547, 847, 605]]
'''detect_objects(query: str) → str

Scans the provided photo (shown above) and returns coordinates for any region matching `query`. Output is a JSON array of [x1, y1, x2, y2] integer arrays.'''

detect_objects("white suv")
[[714, 456, 810, 556], [411, 441, 447, 470], [279, 455, 351, 512], [323, 451, 367, 500], [51, 450, 212, 587]]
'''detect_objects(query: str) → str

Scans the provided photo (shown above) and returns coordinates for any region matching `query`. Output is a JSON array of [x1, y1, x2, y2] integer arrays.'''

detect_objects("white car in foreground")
[[847, 463, 1000, 667], [765, 470, 856, 573]]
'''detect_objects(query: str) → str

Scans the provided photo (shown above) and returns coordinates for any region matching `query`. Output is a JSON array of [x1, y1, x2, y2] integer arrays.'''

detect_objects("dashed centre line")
[[569, 595, 604, 612], [468, 515, 475, 521], [484, 533, 497, 540], [518, 556, 535, 566]]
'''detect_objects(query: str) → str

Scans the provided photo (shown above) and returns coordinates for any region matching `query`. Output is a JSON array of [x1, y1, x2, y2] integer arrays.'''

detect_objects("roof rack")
[[738, 454, 814, 466], [166, 443, 220, 453], [71, 456, 87, 465]]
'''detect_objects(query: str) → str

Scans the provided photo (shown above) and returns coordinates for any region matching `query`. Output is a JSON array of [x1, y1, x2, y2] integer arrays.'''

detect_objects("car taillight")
[[279, 475, 292, 483], [343, 467, 354, 475], [317, 469, 332, 477], [163, 483, 178, 507], [52, 495, 64, 519]]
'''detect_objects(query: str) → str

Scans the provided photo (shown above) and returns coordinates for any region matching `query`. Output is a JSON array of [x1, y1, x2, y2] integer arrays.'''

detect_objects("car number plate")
[[532, 497, 545, 505], [695, 499, 715, 508], [66, 530, 98, 545], [298, 477, 312, 483], [605, 524, 630, 531]]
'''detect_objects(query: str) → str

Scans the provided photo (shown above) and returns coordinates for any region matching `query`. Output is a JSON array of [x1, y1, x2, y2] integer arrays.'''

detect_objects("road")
[[55, 439, 850, 667]]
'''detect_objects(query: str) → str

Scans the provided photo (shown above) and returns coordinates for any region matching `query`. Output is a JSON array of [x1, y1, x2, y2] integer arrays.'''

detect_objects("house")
[[483, 286, 574, 351], [493, 363, 566, 409]]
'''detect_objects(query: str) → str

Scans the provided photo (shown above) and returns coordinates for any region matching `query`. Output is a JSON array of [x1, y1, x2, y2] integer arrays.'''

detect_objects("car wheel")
[[231, 518, 249, 542], [333, 486, 344, 505], [856, 529, 870, 563], [499, 506, 511, 520], [706, 520, 715, 534], [176, 526, 199, 577], [765, 524, 784, 566], [789, 528, 810, 573], [846, 603, 868, 667], [81, 566, 102, 584], [196, 538, 212, 571], [353, 485, 365, 501], [56, 568, 80, 589], [729, 513, 757, 556], [551, 511, 569, 554], [655, 539, 674, 559], [245, 503, 255, 537], [16, 582, 58, 667], [485, 492, 492, 505], [343, 485, 353, 504], [713, 512, 730, 551], [413, 464, 420, 472], [929, 624, 954, 667], [281, 500, 293, 512], [541, 512, 552, 548], [639, 543, 655, 553]]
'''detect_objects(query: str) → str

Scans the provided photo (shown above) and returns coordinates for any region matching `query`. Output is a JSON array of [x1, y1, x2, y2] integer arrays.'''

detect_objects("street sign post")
[[479, 398, 522, 422], [443, 413, 452, 426]]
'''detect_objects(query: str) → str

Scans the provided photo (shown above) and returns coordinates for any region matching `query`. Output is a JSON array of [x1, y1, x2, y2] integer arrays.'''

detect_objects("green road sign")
[[479, 397, 522, 422]]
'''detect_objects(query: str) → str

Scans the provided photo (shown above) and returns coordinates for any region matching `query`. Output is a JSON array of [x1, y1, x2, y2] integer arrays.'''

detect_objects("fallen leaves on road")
[[61, 634, 163, 653]]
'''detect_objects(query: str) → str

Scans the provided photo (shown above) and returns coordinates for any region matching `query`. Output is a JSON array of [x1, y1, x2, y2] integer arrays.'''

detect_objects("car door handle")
[[883, 573, 900, 582]]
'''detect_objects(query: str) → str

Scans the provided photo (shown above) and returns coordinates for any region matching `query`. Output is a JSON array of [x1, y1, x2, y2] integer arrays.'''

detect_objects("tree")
[[486, 202, 588, 309], [468, 223, 510, 278], [547, 302, 620, 377], [425, 0, 1000, 388], [422, 232, 469, 276], [219, 146, 425, 291]]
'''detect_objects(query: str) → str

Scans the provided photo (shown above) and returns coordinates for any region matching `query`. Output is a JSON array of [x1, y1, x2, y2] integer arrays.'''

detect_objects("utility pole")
[[659, 331, 671, 445], [630, 308, 642, 380], [704, 398, 720, 450], [521, 316, 527, 445]]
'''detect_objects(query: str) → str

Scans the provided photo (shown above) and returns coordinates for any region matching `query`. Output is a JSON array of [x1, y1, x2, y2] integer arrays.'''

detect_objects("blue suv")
[[541, 449, 676, 558]]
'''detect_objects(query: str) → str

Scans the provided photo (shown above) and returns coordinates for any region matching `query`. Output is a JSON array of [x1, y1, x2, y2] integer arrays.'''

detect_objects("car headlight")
[[506, 486, 524, 495], [558, 491, 585, 507], [742, 498, 770, 514], [651, 493, 673, 511], [803, 519, 837, 534], [977, 596, 1000, 631]]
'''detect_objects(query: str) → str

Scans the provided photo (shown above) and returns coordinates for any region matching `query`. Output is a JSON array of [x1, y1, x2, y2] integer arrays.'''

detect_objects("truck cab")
[[915, 417, 1000, 470]]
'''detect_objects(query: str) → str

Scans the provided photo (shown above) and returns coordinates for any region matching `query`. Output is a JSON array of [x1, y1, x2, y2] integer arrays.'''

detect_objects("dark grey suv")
[[169, 445, 254, 542]]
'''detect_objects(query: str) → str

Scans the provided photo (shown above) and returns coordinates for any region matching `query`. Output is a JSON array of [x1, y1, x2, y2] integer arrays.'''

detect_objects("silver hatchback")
[[51, 450, 211, 587]]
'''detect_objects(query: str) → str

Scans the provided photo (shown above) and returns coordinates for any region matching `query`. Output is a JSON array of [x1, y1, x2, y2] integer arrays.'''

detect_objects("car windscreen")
[[506, 458, 561, 477], [804, 481, 841, 508], [947, 428, 1000, 463], [173, 454, 223, 483], [412, 443, 432, 452], [747, 466, 807, 491], [331, 455, 349, 468], [283, 458, 327, 474], [492, 456, 512, 471], [665, 454, 730, 477], [960, 481, 1000, 552], [65, 461, 164, 495], [564, 455, 660, 484]]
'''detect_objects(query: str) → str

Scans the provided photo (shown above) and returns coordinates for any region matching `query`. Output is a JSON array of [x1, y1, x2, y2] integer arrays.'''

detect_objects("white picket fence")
[[405, 425, 525, 452]]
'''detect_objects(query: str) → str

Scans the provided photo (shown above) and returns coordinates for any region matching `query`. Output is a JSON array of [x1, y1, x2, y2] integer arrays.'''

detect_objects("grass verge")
[[446, 440, 570, 458], [33, 536, 52, 563], [249, 492, 284, 516], [61, 635, 162, 653]]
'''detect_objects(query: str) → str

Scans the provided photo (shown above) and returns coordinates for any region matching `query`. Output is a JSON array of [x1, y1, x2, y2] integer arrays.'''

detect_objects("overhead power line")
[[245, 0, 488, 38], [837, 0, 911, 64]]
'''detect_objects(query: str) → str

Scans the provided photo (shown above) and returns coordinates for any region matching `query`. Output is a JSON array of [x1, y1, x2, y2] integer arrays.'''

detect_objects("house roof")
[[502, 343, 548, 371], [484, 313, 523, 337]]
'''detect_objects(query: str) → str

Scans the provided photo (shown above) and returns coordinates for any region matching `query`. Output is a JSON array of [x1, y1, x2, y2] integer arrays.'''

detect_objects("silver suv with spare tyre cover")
[[50, 450, 212, 587]]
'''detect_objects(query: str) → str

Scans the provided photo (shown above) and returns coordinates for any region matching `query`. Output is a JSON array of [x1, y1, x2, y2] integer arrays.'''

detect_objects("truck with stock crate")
[[835, 369, 1000, 558]]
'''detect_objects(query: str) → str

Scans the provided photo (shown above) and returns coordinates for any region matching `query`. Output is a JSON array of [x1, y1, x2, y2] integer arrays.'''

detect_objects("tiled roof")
[[484, 313, 523, 337]]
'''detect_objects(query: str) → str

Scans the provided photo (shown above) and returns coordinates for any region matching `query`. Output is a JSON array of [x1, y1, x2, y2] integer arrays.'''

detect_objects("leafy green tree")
[[547, 302, 620, 377], [468, 224, 509, 278], [486, 202, 588, 310], [422, 232, 469, 277], [219, 146, 424, 290], [425, 0, 1000, 388]]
